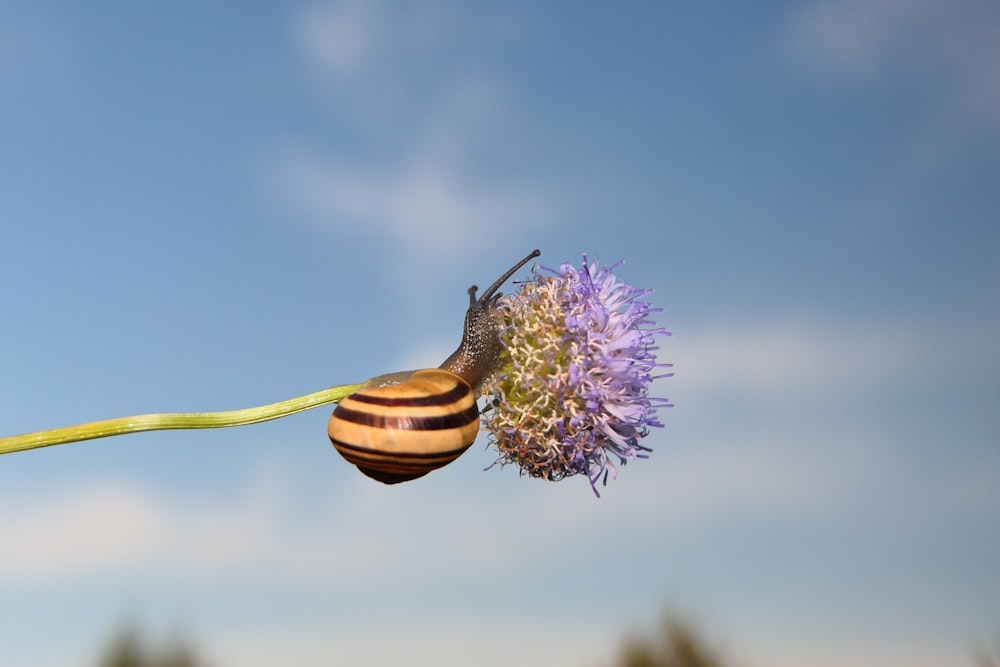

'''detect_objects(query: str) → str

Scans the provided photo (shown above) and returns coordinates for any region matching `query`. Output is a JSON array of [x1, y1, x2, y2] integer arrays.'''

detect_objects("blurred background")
[[2, 1, 998, 666]]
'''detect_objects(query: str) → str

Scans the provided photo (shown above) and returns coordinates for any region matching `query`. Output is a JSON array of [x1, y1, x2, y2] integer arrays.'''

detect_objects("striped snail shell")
[[328, 249, 541, 485]]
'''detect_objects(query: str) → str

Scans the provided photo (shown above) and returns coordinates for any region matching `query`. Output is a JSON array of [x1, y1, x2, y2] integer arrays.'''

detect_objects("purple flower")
[[482, 255, 672, 495]]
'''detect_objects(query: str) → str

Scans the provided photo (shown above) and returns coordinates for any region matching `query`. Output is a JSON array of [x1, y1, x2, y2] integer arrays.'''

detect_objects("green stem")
[[0, 383, 363, 456]]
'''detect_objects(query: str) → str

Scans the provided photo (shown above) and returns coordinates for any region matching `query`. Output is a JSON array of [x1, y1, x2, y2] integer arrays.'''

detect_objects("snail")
[[328, 249, 541, 484]]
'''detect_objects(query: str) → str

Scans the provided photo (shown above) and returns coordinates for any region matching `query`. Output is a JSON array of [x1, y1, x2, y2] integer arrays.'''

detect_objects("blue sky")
[[1, 1, 998, 666]]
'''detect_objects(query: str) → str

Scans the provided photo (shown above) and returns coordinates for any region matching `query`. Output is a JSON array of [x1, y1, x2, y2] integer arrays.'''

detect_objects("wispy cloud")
[[0, 484, 164, 581], [281, 3, 555, 273], [785, 0, 1000, 129], [7, 314, 992, 582], [674, 320, 909, 399], [295, 0, 384, 78], [673, 316, 997, 400], [0, 422, 834, 589], [0, 476, 281, 584], [277, 148, 552, 262], [0, 465, 572, 588], [0, 456, 823, 589], [294, 0, 465, 80]]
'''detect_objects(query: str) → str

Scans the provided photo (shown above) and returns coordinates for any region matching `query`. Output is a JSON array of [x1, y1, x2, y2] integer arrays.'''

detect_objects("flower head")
[[482, 255, 671, 495]]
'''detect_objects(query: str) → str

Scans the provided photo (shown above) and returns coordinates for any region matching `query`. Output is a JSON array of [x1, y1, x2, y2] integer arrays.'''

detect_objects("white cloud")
[[786, 0, 1000, 128], [284, 3, 555, 273], [277, 148, 553, 264], [295, 0, 384, 78], [294, 1, 468, 80], [786, 0, 929, 78], [670, 316, 999, 400], [3, 316, 992, 588], [0, 484, 163, 580], [0, 476, 281, 583], [0, 465, 572, 588], [0, 438, 835, 588], [673, 321, 908, 398]]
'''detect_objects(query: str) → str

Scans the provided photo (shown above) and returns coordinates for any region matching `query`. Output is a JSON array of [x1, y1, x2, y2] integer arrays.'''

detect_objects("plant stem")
[[0, 383, 363, 456]]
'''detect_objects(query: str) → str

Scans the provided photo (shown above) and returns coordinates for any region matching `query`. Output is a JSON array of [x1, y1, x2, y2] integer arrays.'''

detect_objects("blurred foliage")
[[91, 614, 999, 667], [976, 638, 1000, 667], [96, 625, 207, 667], [611, 613, 727, 667]]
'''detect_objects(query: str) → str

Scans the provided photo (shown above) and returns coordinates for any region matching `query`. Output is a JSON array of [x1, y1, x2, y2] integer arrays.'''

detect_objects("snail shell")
[[328, 249, 540, 485], [328, 369, 478, 484]]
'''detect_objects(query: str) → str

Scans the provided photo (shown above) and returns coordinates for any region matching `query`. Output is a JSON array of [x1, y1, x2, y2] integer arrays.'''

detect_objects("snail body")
[[328, 249, 540, 484]]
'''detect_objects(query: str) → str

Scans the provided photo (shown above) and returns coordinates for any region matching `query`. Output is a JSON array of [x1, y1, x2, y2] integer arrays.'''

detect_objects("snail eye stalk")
[[329, 250, 541, 484]]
